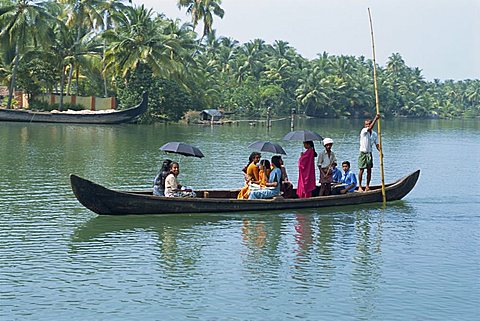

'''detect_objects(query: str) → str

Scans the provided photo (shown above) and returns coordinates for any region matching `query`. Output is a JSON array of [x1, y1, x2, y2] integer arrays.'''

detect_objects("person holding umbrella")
[[282, 129, 323, 198], [157, 142, 203, 197], [297, 141, 317, 198], [164, 162, 196, 198]]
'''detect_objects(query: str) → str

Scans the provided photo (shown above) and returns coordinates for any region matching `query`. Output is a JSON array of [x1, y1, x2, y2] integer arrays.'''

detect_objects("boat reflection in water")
[[70, 201, 416, 317]]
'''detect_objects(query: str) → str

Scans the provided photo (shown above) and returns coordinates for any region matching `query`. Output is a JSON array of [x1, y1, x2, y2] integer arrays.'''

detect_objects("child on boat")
[[331, 162, 342, 183], [332, 161, 357, 194]]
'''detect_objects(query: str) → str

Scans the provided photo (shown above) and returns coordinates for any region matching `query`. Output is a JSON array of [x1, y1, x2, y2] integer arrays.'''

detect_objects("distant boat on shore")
[[0, 92, 148, 124]]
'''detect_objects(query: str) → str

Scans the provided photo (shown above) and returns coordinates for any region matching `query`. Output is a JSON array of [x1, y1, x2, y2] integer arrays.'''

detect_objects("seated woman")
[[237, 152, 261, 199], [164, 162, 196, 198], [153, 159, 172, 196], [258, 159, 271, 187], [248, 156, 283, 200]]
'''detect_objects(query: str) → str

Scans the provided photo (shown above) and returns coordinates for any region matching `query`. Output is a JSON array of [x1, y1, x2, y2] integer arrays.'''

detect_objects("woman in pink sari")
[[297, 141, 317, 198]]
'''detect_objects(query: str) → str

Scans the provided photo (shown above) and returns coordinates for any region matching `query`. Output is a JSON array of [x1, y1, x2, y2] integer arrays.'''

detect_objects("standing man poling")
[[358, 114, 380, 191]]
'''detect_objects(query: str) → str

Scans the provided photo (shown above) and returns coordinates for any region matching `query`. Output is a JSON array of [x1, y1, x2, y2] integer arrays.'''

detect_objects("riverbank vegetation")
[[1, 0, 478, 121]]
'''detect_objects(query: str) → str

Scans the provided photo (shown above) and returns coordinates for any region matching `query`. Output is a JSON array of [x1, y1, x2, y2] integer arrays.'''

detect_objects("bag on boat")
[[249, 182, 275, 191]]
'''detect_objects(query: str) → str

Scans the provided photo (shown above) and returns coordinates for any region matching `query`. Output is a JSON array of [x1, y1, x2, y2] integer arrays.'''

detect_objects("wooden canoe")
[[0, 92, 147, 124], [70, 170, 420, 215]]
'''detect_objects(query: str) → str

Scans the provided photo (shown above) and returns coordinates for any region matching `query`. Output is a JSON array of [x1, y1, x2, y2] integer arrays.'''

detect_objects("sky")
[[136, 0, 480, 81]]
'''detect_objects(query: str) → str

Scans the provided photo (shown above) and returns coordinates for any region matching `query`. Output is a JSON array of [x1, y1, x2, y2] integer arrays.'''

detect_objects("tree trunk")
[[6, 45, 20, 109], [66, 63, 74, 95], [59, 65, 66, 111], [103, 62, 108, 97], [103, 13, 109, 97], [76, 65, 79, 95]]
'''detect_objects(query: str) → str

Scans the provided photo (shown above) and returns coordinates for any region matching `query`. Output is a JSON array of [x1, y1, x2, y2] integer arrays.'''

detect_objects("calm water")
[[0, 118, 479, 320]]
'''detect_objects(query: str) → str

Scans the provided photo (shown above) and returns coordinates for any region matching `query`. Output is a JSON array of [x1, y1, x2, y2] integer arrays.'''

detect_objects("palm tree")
[[295, 66, 333, 116], [50, 22, 101, 109], [177, 0, 224, 39], [103, 5, 164, 78], [0, 35, 14, 86], [386, 52, 406, 74], [59, 0, 104, 94], [96, 0, 130, 96], [216, 37, 238, 73], [0, 0, 59, 108], [104, 5, 195, 81], [465, 80, 480, 110], [236, 39, 267, 81]]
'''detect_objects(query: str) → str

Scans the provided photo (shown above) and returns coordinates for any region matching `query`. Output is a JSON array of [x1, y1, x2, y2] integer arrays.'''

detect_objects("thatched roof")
[[200, 109, 223, 117]]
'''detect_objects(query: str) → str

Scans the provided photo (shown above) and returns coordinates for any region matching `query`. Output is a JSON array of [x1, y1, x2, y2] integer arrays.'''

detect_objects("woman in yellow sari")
[[237, 152, 261, 199], [258, 159, 271, 187]]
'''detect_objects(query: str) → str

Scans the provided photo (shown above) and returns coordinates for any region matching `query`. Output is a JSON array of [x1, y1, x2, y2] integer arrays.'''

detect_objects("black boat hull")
[[70, 170, 420, 215]]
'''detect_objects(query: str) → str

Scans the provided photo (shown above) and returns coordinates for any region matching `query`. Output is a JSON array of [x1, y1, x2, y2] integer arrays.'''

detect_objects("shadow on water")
[[70, 213, 232, 243]]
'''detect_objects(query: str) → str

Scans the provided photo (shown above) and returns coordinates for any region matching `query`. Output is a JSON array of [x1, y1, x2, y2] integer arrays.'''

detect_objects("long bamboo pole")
[[368, 8, 386, 204]]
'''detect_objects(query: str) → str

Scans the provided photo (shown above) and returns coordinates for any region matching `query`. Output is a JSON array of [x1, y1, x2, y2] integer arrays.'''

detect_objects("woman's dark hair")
[[243, 152, 261, 173], [248, 152, 261, 163], [304, 140, 318, 157], [271, 155, 282, 168], [260, 159, 270, 169], [160, 159, 172, 173], [169, 161, 179, 171], [156, 159, 172, 187]]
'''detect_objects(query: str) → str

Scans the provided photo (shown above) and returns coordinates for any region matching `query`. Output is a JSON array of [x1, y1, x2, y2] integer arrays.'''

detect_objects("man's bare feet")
[[358, 186, 365, 192], [365, 186, 371, 191]]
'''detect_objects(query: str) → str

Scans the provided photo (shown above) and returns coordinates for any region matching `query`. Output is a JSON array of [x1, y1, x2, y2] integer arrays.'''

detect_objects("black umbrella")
[[248, 141, 287, 155], [282, 130, 323, 141], [159, 142, 205, 158]]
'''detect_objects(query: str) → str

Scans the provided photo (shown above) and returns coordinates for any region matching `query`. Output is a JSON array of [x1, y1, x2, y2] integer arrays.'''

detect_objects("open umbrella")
[[159, 142, 204, 158], [248, 141, 287, 155], [282, 130, 323, 141]]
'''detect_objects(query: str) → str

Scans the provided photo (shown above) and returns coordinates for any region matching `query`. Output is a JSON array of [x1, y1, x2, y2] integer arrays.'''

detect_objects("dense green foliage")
[[1, 0, 478, 120]]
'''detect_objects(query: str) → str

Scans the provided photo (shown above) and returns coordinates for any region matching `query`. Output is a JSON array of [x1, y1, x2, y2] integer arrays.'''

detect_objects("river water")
[[0, 118, 479, 320]]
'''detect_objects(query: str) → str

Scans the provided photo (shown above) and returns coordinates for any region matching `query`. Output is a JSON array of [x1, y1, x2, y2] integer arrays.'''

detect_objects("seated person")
[[279, 156, 294, 198], [332, 161, 357, 194], [164, 162, 196, 198], [331, 162, 342, 183], [238, 152, 261, 199], [258, 159, 271, 187], [153, 159, 172, 196], [248, 156, 283, 199]]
